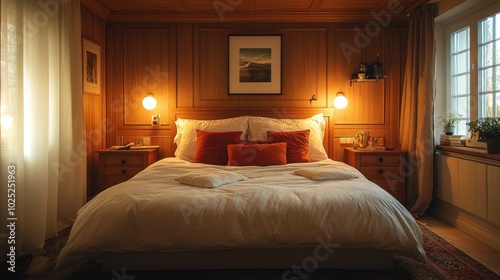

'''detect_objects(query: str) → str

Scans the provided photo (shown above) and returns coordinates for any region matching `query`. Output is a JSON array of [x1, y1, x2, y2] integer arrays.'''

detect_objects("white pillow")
[[294, 166, 358, 181], [175, 169, 249, 188], [174, 116, 249, 162], [247, 113, 328, 161]]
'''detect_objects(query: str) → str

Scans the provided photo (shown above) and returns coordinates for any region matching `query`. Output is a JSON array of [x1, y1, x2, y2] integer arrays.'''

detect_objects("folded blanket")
[[294, 166, 358, 181], [175, 169, 249, 188]]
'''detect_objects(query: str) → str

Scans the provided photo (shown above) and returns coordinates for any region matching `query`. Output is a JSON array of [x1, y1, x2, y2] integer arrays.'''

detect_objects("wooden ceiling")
[[83, 0, 429, 22]]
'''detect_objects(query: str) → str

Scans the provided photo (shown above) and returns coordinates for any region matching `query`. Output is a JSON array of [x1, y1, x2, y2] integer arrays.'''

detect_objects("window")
[[435, 1, 500, 143], [478, 13, 500, 118], [450, 27, 470, 135]]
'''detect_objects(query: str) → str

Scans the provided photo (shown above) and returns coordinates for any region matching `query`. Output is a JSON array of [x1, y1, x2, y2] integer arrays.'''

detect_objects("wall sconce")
[[142, 93, 160, 126], [333, 92, 348, 109], [142, 93, 157, 110], [309, 95, 317, 105]]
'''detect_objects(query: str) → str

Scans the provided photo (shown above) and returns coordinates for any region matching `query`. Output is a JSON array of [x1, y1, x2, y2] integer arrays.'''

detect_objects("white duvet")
[[56, 158, 425, 269]]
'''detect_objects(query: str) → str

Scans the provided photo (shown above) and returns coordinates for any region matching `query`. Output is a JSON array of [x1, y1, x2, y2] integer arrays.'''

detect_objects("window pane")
[[456, 75, 469, 95], [478, 12, 500, 118], [450, 27, 471, 134]]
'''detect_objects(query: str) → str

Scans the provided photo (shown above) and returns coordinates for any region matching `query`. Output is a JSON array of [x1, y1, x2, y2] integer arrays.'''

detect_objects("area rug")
[[2, 224, 498, 280]]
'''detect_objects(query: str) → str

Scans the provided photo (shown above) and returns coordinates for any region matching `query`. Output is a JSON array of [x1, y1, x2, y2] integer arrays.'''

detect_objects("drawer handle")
[[121, 159, 127, 164], [121, 169, 127, 174], [378, 169, 384, 174], [378, 157, 384, 163]]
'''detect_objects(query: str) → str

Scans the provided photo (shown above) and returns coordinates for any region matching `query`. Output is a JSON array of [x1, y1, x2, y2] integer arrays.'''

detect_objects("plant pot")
[[486, 138, 500, 154], [443, 126, 455, 135]]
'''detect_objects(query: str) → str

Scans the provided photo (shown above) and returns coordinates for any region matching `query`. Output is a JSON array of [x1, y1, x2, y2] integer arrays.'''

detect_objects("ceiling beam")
[[106, 11, 411, 23]]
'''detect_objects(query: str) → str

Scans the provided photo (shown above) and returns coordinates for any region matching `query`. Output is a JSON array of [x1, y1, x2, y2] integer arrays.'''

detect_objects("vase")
[[486, 138, 500, 154], [443, 126, 455, 135]]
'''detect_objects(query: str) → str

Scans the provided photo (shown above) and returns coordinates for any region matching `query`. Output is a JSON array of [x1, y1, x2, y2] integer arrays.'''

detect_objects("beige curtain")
[[400, 4, 436, 217], [0, 0, 86, 255]]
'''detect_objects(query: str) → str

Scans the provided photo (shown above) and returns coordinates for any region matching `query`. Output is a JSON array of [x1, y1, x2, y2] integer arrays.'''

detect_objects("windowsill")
[[436, 145, 500, 161]]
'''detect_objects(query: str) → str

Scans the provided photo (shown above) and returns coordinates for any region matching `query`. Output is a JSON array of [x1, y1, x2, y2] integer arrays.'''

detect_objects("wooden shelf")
[[350, 78, 385, 86]]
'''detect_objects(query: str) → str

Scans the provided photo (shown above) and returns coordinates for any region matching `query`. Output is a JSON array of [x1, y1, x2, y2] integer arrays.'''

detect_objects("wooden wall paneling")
[[281, 28, 328, 107], [83, 94, 103, 196], [195, 25, 327, 108], [105, 22, 407, 161], [177, 23, 194, 108], [332, 27, 388, 162], [197, 27, 230, 107], [332, 28, 386, 125], [150, 136, 173, 159], [106, 25, 124, 147], [335, 80, 385, 124], [107, 24, 177, 159], [487, 165, 500, 225], [123, 28, 170, 127], [81, 5, 106, 198]]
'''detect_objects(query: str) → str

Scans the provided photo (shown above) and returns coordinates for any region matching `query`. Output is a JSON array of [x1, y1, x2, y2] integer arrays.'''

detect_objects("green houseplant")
[[438, 112, 462, 135], [467, 117, 500, 154]]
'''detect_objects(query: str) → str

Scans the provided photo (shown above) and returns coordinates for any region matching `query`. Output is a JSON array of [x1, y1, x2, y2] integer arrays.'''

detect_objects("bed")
[[56, 113, 425, 271]]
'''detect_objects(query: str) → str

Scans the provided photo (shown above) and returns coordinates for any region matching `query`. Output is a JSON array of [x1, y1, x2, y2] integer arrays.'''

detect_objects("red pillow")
[[194, 130, 243, 165], [227, 142, 287, 166], [267, 130, 310, 163]]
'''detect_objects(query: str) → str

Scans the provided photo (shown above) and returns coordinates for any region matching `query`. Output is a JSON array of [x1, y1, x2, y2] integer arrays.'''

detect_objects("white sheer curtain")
[[1, 0, 86, 256]]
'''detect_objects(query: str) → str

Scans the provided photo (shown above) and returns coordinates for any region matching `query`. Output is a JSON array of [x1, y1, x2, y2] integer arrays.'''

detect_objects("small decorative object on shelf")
[[354, 131, 370, 148], [368, 136, 379, 150], [438, 112, 462, 135], [357, 63, 370, 79], [439, 134, 463, 146], [371, 54, 383, 79]]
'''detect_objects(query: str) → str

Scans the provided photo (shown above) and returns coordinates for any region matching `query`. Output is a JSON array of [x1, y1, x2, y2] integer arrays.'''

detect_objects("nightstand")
[[96, 148, 159, 193], [344, 147, 406, 205]]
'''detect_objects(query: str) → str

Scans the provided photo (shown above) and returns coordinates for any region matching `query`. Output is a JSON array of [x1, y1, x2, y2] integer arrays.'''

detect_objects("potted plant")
[[438, 112, 462, 135], [467, 117, 500, 154]]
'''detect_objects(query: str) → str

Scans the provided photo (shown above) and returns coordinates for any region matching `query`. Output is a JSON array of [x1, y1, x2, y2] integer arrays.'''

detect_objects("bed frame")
[[99, 109, 394, 271], [100, 248, 393, 271]]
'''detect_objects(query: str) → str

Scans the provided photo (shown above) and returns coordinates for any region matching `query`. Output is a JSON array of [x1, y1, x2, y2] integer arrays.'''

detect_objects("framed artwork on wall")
[[228, 35, 281, 95], [82, 38, 101, 94]]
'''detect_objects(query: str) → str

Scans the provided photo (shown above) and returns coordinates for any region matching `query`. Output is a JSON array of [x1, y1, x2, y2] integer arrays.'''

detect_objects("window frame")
[[435, 0, 500, 147]]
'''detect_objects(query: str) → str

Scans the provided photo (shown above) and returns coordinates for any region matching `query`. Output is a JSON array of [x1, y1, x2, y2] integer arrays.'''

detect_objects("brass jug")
[[355, 131, 370, 148]]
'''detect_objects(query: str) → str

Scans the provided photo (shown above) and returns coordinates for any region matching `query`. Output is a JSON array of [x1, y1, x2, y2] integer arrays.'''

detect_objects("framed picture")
[[228, 35, 281, 95], [82, 38, 101, 94]]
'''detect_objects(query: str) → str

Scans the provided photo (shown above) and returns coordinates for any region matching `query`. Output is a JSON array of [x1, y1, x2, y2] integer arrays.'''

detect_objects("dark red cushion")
[[227, 142, 287, 166], [267, 130, 310, 163], [194, 130, 243, 165]]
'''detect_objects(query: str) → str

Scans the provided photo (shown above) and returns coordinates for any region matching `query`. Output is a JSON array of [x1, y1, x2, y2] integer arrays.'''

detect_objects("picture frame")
[[82, 38, 101, 94], [228, 35, 281, 95]]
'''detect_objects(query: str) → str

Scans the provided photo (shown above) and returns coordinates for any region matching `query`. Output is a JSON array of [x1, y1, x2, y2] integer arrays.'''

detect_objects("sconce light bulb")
[[334, 92, 348, 109], [142, 93, 157, 110]]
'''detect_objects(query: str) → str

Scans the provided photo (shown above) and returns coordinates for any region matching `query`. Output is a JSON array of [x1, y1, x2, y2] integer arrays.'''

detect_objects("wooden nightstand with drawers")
[[96, 148, 159, 193], [344, 147, 406, 205]]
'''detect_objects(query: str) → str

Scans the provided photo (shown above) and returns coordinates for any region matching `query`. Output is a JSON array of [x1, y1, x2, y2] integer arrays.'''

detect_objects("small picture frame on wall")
[[228, 35, 281, 95], [82, 38, 101, 94]]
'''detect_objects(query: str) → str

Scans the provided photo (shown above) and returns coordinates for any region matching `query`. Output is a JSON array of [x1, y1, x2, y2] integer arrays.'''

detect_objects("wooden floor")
[[418, 215, 500, 275]]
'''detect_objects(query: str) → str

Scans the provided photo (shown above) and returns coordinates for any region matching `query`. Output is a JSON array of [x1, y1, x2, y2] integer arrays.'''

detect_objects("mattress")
[[56, 158, 425, 269]]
